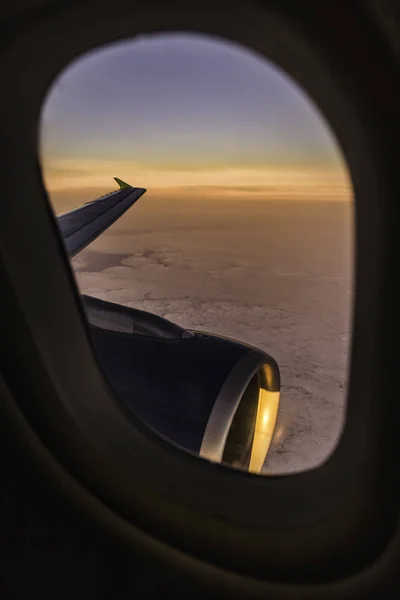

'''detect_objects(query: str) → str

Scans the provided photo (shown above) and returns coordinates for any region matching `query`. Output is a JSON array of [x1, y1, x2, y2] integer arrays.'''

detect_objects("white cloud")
[[71, 200, 352, 474]]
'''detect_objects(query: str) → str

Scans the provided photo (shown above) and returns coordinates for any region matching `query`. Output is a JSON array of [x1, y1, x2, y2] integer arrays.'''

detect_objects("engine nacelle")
[[83, 295, 280, 473]]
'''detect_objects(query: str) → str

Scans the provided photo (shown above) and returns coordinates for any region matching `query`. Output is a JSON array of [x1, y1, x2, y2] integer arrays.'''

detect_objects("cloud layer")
[[70, 198, 353, 474]]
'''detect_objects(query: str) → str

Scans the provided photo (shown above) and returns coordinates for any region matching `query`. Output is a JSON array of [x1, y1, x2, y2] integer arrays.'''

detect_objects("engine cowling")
[[83, 294, 280, 473]]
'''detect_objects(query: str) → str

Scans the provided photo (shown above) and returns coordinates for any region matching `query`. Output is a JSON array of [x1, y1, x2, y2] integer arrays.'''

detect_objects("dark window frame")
[[0, 0, 398, 593]]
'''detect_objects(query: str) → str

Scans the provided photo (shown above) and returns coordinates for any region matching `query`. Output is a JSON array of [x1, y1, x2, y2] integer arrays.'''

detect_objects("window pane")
[[41, 33, 353, 475]]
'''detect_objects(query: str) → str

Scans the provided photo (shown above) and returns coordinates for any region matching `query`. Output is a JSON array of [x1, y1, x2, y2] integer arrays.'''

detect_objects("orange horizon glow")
[[43, 157, 352, 205]]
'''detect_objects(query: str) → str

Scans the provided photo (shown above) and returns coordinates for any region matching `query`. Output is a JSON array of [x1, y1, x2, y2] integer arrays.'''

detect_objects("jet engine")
[[83, 294, 280, 473]]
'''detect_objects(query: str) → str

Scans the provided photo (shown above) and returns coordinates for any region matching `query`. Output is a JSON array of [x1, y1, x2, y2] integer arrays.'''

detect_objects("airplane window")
[[40, 32, 353, 475]]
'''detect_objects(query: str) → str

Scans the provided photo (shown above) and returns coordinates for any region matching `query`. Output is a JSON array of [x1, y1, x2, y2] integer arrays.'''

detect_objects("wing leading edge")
[[57, 177, 146, 258]]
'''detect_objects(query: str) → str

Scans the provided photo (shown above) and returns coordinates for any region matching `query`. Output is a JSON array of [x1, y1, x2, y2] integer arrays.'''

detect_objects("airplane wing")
[[56, 177, 146, 258]]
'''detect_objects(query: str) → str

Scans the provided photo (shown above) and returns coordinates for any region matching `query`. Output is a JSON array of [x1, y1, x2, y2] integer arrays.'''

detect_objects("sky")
[[40, 32, 352, 207]]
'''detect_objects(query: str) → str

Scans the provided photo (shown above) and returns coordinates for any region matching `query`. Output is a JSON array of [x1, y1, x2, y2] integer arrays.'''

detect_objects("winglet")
[[114, 177, 132, 189]]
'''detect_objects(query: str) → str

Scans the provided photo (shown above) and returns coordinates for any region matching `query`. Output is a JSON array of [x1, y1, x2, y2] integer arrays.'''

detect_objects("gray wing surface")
[[57, 186, 146, 258]]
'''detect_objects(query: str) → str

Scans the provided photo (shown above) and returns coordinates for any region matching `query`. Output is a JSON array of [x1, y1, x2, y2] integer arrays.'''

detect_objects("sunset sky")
[[40, 32, 351, 207]]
